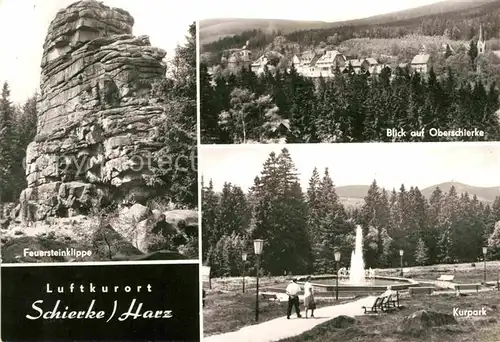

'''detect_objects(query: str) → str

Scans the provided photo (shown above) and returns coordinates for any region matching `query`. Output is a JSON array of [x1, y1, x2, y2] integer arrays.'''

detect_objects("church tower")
[[477, 24, 486, 56]]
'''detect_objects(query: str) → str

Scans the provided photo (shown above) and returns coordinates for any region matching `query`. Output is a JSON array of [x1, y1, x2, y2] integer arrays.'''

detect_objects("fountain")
[[349, 225, 366, 284], [289, 223, 417, 295]]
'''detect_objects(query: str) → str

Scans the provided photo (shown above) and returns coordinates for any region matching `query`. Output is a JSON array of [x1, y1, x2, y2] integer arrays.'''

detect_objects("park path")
[[203, 296, 377, 342]]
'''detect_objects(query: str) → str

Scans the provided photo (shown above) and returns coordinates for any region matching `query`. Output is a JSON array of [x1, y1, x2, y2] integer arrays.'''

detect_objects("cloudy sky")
[[0, 0, 194, 103], [200, 143, 500, 192], [198, 0, 443, 21]]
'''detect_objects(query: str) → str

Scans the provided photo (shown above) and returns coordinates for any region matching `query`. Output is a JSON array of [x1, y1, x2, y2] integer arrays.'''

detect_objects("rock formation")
[[18, 0, 168, 221]]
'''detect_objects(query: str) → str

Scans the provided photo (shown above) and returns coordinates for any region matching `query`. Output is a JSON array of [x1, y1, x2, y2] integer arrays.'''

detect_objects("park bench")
[[362, 296, 385, 313], [261, 293, 279, 301], [409, 287, 434, 296], [454, 283, 481, 295], [437, 275, 455, 282], [387, 291, 400, 308]]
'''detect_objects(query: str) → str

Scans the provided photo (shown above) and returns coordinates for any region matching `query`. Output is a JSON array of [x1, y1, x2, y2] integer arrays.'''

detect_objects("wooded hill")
[[201, 0, 500, 53], [336, 182, 500, 206]]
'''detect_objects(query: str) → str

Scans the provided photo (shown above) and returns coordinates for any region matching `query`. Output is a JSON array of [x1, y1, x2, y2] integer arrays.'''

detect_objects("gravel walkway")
[[204, 296, 377, 342]]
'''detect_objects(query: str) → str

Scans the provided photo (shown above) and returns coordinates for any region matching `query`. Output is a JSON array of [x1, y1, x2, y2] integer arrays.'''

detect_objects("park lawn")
[[375, 261, 500, 285], [203, 290, 353, 337], [277, 291, 500, 342]]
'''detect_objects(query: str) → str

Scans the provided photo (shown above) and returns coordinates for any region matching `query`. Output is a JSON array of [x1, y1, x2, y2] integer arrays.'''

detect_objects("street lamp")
[[253, 239, 264, 322], [334, 251, 341, 301], [399, 250, 404, 277], [483, 247, 487, 284], [242, 252, 247, 293]]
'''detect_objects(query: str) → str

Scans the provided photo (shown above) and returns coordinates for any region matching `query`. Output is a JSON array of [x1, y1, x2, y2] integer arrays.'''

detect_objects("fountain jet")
[[349, 225, 366, 284]]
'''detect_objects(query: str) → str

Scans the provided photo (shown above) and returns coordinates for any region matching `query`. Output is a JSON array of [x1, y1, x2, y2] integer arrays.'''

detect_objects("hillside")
[[200, 1, 498, 45], [201, 0, 500, 55], [421, 182, 500, 203], [200, 18, 334, 45], [335, 182, 500, 208], [336, 0, 499, 27]]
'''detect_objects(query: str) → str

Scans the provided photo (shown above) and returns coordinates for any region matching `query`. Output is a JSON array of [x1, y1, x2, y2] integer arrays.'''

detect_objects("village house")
[[411, 54, 431, 74], [292, 51, 322, 77], [251, 54, 268, 74], [345, 58, 370, 74], [311, 50, 346, 77], [365, 58, 379, 74], [224, 47, 252, 73]]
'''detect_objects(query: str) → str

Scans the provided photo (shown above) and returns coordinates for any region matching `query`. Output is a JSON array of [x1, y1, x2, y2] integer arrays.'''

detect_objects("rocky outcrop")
[[398, 310, 457, 336], [19, 0, 168, 222]]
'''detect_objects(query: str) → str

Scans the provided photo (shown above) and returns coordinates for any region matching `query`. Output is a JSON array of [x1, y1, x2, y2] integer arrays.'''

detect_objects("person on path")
[[303, 276, 316, 318], [285, 279, 302, 319]]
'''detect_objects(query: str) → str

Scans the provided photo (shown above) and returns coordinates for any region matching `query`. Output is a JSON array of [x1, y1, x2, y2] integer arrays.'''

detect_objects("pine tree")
[[414, 238, 429, 265], [201, 179, 219, 260], [149, 23, 197, 207], [487, 221, 500, 259], [0, 82, 16, 202], [468, 40, 478, 70], [200, 63, 218, 143], [306, 167, 321, 247], [252, 149, 311, 275], [311, 168, 348, 273]]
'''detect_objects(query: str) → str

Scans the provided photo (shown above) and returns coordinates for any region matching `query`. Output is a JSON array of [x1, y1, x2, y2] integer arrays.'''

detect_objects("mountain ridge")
[[200, 0, 500, 45], [335, 181, 500, 206]]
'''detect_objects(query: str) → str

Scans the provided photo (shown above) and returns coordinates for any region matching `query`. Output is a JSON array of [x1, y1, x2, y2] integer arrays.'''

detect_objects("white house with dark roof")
[[365, 58, 379, 74], [311, 50, 346, 77], [293, 51, 322, 77], [411, 54, 431, 74]]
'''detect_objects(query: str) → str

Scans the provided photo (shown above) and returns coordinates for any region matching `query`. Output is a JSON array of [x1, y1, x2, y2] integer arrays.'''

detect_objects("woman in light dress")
[[303, 276, 316, 318]]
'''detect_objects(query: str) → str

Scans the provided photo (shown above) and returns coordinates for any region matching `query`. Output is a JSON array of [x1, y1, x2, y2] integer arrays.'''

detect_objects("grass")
[[276, 291, 500, 342], [203, 290, 353, 337], [204, 262, 500, 340], [375, 261, 500, 285]]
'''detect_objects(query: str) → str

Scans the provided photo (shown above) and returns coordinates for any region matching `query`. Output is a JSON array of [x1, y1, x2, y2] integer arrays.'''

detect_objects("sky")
[[198, 0, 444, 21], [200, 143, 500, 192], [0, 0, 194, 104]]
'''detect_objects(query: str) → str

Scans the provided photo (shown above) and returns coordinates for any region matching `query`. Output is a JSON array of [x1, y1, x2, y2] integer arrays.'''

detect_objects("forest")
[[200, 61, 500, 144], [201, 1, 500, 54], [202, 148, 500, 278]]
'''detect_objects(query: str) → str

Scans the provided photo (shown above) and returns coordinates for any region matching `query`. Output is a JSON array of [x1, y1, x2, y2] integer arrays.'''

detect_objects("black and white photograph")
[[0, 0, 197, 263], [199, 0, 500, 144], [201, 142, 500, 342]]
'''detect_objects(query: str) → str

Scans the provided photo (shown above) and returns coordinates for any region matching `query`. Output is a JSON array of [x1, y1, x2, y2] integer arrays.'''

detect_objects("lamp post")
[[334, 251, 341, 301], [253, 239, 264, 322], [399, 249, 404, 277], [483, 246, 487, 284], [242, 252, 247, 293]]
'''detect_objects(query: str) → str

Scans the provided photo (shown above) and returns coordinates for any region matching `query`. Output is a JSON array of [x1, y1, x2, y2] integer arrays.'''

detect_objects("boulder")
[[164, 209, 198, 237], [128, 203, 151, 222], [91, 224, 144, 260], [329, 315, 356, 328], [16, 0, 169, 221], [399, 310, 457, 336]]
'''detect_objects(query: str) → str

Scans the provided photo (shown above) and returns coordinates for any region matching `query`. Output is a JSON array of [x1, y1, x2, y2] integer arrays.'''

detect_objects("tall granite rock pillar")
[[19, 0, 168, 221]]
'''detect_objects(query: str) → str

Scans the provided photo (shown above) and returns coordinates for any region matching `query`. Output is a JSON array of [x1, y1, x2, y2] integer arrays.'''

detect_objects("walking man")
[[285, 279, 302, 319]]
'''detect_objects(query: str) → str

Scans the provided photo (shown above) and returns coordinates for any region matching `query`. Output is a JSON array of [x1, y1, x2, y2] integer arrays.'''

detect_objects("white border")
[[198, 140, 500, 149], [0, 259, 199, 267], [196, 18, 204, 342]]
